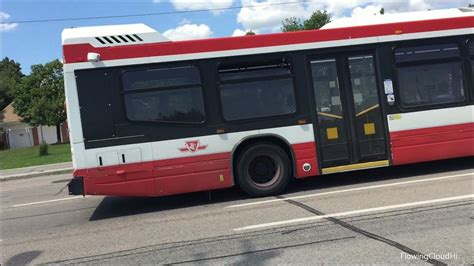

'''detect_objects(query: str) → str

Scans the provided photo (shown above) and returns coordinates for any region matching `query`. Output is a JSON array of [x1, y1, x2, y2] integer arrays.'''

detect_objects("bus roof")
[[62, 23, 170, 45], [62, 8, 473, 67]]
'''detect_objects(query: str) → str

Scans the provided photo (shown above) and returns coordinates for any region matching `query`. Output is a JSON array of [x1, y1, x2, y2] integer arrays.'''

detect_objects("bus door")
[[309, 54, 389, 173]]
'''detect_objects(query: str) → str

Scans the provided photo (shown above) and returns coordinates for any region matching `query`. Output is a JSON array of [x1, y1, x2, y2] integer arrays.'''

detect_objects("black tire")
[[235, 142, 291, 197]]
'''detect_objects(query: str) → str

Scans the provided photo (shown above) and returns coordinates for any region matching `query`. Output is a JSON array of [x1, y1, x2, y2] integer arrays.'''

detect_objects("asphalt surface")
[[1, 157, 473, 265]]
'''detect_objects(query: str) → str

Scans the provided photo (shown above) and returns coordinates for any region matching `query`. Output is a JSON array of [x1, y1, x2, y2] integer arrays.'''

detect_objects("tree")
[[281, 10, 331, 32], [0, 57, 23, 110], [281, 17, 304, 32], [303, 11, 332, 31], [245, 30, 256, 36], [379, 8, 385, 15], [13, 59, 66, 144]]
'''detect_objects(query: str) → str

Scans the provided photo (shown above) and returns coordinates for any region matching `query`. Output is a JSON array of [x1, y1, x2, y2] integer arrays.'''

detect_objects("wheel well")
[[231, 136, 296, 179]]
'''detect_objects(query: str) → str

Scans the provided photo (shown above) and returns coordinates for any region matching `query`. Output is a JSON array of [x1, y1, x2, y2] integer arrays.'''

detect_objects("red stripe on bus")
[[63, 17, 473, 64], [390, 123, 474, 165], [154, 152, 233, 196], [74, 152, 232, 197], [76, 161, 157, 196], [73, 142, 318, 196]]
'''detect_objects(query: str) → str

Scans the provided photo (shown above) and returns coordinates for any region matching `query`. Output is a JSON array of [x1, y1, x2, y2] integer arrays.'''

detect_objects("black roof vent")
[[95, 34, 144, 45]]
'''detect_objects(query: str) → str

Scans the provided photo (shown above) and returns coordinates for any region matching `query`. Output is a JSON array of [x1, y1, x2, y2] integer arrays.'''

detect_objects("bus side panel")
[[75, 151, 235, 197], [388, 106, 474, 165], [154, 152, 233, 196], [64, 72, 87, 170], [77, 162, 156, 197], [390, 123, 474, 165], [84, 177, 156, 197], [292, 142, 319, 178]]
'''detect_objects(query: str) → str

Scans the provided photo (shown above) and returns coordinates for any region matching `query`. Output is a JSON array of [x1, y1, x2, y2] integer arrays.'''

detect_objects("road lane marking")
[[11, 196, 84, 208], [233, 194, 474, 231], [226, 173, 473, 209]]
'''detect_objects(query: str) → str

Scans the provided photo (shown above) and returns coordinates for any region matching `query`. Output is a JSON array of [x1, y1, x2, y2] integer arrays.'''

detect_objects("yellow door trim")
[[317, 112, 343, 119], [322, 160, 389, 174], [356, 104, 379, 117]]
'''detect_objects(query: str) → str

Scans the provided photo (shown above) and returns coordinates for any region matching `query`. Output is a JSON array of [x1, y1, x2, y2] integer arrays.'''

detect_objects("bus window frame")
[[119, 63, 208, 125], [392, 39, 469, 112], [216, 55, 299, 123]]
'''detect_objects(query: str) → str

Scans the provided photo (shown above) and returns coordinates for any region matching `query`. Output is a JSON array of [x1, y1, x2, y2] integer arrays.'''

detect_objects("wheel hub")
[[248, 155, 279, 186]]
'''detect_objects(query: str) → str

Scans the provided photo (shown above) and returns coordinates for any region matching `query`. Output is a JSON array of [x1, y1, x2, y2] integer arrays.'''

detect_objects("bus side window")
[[122, 66, 206, 124], [394, 43, 465, 108], [218, 58, 296, 121]]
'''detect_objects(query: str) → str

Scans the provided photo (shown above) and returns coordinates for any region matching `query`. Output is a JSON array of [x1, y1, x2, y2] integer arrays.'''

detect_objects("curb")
[[0, 168, 73, 182]]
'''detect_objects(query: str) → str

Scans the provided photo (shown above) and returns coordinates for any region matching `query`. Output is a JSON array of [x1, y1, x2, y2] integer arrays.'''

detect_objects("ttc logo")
[[179, 140, 208, 153]]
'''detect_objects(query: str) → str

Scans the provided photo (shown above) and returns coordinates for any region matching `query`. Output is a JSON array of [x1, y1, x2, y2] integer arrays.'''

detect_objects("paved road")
[[1, 157, 473, 265]]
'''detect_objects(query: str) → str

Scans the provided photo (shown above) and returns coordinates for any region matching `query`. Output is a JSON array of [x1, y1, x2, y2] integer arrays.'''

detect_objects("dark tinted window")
[[125, 88, 205, 123], [218, 59, 296, 121], [470, 41, 474, 56], [395, 43, 459, 63], [122, 66, 205, 123], [220, 79, 296, 120], [122, 66, 201, 91], [398, 62, 464, 107], [395, 43, 465, 108]]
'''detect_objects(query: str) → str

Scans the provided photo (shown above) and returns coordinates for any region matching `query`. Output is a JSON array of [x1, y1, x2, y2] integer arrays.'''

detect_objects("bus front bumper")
[[68, 177, 85, 196]]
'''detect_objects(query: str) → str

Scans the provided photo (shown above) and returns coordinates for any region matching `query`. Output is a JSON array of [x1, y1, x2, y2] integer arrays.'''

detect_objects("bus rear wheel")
[[235, 143, 291, 197]]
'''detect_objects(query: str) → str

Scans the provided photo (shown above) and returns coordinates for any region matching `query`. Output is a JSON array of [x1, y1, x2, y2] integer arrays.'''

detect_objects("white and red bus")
[[63, 8, 473, 197]]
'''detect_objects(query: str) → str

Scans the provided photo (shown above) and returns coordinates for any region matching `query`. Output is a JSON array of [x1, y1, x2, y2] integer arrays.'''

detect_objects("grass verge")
[[0, 143, 71, 170]]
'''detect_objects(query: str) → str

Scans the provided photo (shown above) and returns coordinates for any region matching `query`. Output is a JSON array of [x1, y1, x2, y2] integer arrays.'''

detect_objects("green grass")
[[0, 143, 71, 170]]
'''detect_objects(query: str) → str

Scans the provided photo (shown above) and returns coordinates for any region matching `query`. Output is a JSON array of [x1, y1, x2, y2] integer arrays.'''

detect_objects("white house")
[[0, 103, 69, 149]]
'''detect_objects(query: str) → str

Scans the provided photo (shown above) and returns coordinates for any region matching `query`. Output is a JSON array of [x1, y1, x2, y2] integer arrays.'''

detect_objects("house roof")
[[1, 103, 22, 123]]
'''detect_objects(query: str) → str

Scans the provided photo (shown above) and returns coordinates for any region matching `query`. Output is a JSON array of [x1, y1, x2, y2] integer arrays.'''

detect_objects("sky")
[[0, 0, 471, 74]]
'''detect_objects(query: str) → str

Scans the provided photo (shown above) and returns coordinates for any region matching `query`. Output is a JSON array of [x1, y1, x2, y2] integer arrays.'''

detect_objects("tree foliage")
[[245, 30, 256, 36], [281, 10, 331, 32], [0, 57, 23, 110], [13, 60, 66, 127], [281, 17, 304, 32]]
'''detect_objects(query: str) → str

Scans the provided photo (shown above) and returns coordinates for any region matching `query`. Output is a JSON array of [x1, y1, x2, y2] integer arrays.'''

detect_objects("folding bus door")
[[309, 54, 389, 174]]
